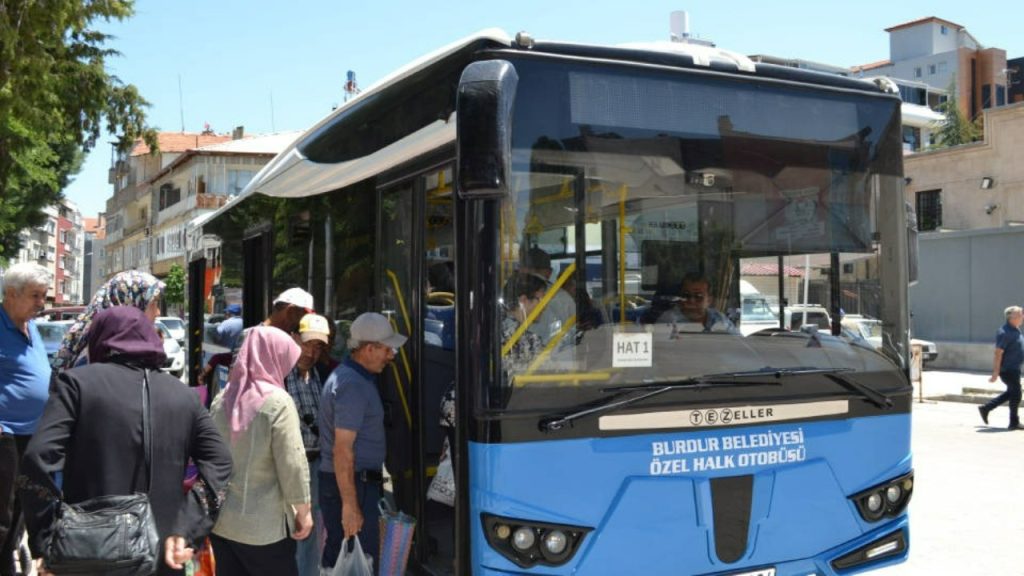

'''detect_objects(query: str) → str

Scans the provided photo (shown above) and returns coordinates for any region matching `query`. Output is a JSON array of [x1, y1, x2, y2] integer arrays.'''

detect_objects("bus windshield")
[[495, 58, 904, 405]]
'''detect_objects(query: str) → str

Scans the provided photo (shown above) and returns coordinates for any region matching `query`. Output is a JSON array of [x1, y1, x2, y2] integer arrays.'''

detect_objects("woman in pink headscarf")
[[209, 326, 313, 576]]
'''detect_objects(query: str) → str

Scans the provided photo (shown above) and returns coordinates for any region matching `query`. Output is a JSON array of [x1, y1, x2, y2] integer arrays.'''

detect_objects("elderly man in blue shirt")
[[0, 263, 52, 576], [317, 312, 407, 571], [980, 305, 1024, 430]]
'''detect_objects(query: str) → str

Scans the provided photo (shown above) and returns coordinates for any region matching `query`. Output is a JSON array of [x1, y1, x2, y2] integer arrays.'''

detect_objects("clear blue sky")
[[63, 0, 1024, 217]]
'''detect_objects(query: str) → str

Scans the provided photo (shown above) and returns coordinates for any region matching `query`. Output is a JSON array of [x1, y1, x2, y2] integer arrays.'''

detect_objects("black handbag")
[[45, 369, 160, 575]]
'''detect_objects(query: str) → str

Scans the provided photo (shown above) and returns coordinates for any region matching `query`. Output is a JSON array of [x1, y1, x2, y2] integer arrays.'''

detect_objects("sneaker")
[[978, 406, 989, 425]]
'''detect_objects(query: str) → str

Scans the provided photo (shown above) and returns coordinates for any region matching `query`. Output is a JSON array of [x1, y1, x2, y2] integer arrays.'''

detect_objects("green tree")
[[0, 0, 157, 263], [164, 262, 186, 315], [932, 80, 982, 149]]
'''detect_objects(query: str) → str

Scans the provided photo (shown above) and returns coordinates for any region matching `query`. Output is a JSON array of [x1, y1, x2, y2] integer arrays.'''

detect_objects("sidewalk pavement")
[[913, 368, 1005, 403]]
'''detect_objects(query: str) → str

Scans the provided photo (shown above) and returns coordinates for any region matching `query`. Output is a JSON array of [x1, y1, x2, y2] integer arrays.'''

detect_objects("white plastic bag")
[[332, 536, 373, 576], [426, 438, 455, 507]]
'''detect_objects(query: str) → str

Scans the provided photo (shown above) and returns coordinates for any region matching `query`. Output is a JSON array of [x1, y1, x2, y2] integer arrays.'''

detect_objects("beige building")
[[148, 132, 301, 276], [104, 131, 232, 279], [905, 101, 1024, 231]]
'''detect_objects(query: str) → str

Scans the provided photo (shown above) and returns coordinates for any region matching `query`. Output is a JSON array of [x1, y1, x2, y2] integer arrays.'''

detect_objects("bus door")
[[187, 255, 206, 388], [241, 224, 273, 327], [376, 163, 457, 570]]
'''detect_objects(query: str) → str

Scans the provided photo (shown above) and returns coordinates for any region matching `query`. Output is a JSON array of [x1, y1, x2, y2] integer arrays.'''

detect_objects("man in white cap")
[[286, 313, 331, 576], [230, 286, 315, 362], [317, 312, 407, 571]]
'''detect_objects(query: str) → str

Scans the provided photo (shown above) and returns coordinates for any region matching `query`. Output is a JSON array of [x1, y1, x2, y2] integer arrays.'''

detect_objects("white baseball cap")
[[299, 314, 331, 344], [273, 287, 315, 312], [348, 312, 408, 349]]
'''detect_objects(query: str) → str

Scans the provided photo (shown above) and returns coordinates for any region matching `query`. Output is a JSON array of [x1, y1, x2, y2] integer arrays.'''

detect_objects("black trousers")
[[983, 370, 1021, 426], [0, 434, 30, 576], [210, 534, 297, 576]]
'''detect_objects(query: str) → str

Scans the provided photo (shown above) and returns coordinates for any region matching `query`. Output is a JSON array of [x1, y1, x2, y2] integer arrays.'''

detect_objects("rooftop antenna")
[[344, 70, 360, 103], [669, 10, 715, 47], [177, 74, 185, 132], [670, 10, 690, 42], [270, 91, 276, 132]]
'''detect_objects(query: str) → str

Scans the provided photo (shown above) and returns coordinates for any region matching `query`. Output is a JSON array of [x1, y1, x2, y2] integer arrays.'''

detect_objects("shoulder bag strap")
[[142, 368, 153, 493]]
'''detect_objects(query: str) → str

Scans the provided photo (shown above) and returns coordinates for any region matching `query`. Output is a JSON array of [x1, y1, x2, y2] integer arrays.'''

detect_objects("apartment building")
[[854, 17, 1008, 121], [4, 199, 84, 305], [101, 128, 299, 281], [103, 131, 232, 279], [149, 131, 301, 276], [82, 215, 106, 300]]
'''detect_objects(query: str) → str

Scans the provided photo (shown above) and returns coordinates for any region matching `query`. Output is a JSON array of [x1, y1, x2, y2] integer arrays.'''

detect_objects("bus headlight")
[[512, 527, 535, 551], [543, 530, 568, 555], [866, 493, 883, 514], [850, 471, 914, 522], [885, 485, 902, 503], [483, 513, 591, 568]]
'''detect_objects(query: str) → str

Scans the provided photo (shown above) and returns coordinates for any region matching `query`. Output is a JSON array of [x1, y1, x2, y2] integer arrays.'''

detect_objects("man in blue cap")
[[216, 303, 243, 349]]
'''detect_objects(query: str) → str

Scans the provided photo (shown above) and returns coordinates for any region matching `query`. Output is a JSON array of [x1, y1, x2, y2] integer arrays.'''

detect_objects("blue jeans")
[[984, 370, 1021, 426], [318, 471, 381, 569], [295, 457, 321, 576]]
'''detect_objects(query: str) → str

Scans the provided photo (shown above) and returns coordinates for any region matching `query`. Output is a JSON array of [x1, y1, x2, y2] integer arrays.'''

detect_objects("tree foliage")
[[0, 0, 157, 263], [164, 262, 185, 308], [933, 80, 982, 149]]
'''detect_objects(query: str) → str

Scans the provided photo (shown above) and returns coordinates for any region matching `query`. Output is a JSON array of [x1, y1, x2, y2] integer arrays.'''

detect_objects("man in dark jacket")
[[19, 306, 233, 575]]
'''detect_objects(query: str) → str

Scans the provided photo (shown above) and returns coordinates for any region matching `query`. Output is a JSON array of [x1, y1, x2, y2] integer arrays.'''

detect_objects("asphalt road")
[[877, 399, 1024, 576]]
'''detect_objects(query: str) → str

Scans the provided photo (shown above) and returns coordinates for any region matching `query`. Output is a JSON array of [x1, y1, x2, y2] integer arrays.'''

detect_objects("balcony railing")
[[194, 193, 228, 210]]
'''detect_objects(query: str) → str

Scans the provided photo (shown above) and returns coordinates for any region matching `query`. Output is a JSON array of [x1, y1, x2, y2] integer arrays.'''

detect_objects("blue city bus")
[[187, 30, 915, 575]]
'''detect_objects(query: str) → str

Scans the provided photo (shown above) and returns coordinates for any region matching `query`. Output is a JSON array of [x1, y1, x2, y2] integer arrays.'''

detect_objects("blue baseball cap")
[[226, 303, 241, 315]]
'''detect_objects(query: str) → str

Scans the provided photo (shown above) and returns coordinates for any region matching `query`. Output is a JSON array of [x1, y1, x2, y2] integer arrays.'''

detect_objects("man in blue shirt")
[[216, 303, 243, 348], [0, 263, 52, 575], [318, 312, 406, 570], [980, 305, 1023, 429]]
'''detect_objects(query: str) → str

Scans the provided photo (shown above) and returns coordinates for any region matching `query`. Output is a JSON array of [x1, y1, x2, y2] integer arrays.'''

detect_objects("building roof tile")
[[884, 16, 964, 33], [130, 132, 233, 156]]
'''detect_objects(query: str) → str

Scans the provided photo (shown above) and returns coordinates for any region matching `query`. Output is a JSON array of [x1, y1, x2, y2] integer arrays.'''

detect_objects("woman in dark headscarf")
[[19, 306, 232, 575], [53, 270, 166, 372]]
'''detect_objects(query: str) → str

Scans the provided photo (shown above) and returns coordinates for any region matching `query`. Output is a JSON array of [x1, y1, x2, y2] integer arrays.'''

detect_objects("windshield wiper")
[[675, 366, 893, 409], [540, 378, 780, 432], [539, 367, 893, 432]]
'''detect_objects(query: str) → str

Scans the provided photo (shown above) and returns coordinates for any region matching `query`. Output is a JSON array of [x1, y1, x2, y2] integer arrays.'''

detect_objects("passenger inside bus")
[[425, 261, 455, 349], [519, 247, 575, 342], [501, 272, 547, 376]]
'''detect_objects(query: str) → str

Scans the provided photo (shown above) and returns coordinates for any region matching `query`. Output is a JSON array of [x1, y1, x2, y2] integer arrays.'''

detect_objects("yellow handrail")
[[512, 371, 612, 386], [522, 315, 577, 380], [386, 270, 413, 336], [618, 184, 630, 325], [384, 269, 413, 427]]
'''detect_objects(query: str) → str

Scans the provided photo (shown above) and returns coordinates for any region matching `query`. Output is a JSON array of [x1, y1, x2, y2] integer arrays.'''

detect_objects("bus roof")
[[215, 28, 892, 210]]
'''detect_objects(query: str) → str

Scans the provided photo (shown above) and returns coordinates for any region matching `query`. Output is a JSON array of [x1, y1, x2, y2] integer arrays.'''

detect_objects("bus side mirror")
[[456, 60, 518, 199]]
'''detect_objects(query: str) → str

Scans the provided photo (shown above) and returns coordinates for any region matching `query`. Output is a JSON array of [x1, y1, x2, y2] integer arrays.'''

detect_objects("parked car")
[[841, 315, 938, 362], [35, 320, 73, 366], [156, 315, 186, 345], [36, 306, 86, 321], [738, 295, 780, 336], [785, 305, 832, 332], [155, 320, 185, 377]]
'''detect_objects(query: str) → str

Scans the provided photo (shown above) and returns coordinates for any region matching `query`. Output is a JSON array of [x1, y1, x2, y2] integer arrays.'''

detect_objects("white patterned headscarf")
[[54, 270, 165, 372]]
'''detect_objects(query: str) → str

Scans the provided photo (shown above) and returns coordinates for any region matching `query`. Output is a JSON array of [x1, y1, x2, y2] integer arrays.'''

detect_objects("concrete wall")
[[927, 341, 993, 371], [910, 226, 1024, 369]]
